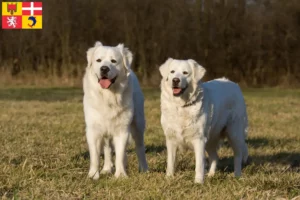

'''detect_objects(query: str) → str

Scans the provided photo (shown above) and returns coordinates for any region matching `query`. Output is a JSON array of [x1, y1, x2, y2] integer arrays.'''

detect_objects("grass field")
[[0, 87, 300, 199]]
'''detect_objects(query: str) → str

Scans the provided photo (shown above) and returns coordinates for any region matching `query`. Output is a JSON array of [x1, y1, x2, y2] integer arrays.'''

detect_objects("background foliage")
[[0, 0, 299, 86]]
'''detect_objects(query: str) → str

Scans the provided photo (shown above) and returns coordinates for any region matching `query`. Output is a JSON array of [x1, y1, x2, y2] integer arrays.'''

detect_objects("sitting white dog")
[[83, 41, 148, 180], [159, 58, 249, 183]]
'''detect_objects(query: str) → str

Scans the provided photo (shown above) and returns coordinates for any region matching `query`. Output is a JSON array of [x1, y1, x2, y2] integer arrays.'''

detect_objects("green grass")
[[0, 87, 300, 199]]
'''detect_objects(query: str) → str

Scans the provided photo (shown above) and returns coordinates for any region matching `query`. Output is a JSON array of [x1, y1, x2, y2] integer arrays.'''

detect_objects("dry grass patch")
[[0, 87, 300, 199]]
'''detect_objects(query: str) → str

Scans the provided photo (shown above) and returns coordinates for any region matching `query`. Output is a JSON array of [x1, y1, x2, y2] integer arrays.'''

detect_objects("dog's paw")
[[114, 171, 128, 178], [207, 172, 215, 177], [194, 176, 204, 184], [166, 170, 174, 177], [165, 174, 174, 180], [139, 165, 149, 173], [100, 168, 113, 174], [88, 170, 100, 180], [165, 173, 175, 182]]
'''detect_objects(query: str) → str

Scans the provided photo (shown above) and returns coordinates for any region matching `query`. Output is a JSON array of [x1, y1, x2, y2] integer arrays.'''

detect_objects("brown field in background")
[[0, 87, 300, 199]]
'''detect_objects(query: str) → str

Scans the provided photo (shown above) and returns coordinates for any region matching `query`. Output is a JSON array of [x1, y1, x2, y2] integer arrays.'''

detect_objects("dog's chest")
[[163, 105, 205, 142], [84, 92, 134, 134]]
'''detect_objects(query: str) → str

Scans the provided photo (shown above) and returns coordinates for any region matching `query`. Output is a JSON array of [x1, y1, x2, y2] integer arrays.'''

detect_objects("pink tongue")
[[173, 88, 182, 95], [99, 79, 112, 89]]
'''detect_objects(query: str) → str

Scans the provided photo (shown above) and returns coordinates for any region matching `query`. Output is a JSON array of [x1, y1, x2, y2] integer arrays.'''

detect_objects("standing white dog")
[[83, 41, 148, 180], [159, 58, 249, 183]]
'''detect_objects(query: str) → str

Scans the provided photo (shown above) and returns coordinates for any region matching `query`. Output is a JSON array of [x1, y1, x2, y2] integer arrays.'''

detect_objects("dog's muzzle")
[[172, 78, 186, 96], [98, 75, 117, 89], [100, 66, 110, 77], [96, 66, 118, 89], [172, 86, 187, 96]]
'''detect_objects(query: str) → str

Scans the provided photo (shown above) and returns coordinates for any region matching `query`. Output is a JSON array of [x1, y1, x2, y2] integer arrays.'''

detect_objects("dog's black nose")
[[172, 78, 180, 85], [100, 66, 110, 74]]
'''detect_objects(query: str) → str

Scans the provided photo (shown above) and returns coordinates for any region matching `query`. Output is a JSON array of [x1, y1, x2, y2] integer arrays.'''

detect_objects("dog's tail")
[[244, 112, 248, 139], [237, 84, 248, 139]]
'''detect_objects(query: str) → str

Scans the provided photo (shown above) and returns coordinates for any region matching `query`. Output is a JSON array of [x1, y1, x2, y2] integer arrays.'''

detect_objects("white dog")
[[159, 58, 249, 183], [83, 41, 148, 179]]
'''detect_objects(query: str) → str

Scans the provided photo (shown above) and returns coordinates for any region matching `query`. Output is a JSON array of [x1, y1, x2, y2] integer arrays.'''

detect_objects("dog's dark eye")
[[170, 70, 175, 74], [183, 71, 188, 75], [96, 59, 102, 62], [111, 59, 117, 63]]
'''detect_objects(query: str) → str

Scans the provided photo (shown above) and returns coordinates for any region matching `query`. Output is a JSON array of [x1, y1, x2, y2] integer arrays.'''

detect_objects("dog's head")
[[159, 58, 206, 96], [86, 41, 133, 89]]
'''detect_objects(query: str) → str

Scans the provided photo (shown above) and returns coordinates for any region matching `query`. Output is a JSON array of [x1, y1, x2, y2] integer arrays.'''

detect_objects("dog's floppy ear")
[[86, 41, 103, 67], [117, 44, 133, 73], [86, 47, 95, 67], [159, 58, 173, 81], [188, 59, 206, 83]]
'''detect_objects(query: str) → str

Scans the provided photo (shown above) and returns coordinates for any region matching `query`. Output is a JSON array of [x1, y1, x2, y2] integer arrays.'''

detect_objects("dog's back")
[[203, 78, 248, 138]]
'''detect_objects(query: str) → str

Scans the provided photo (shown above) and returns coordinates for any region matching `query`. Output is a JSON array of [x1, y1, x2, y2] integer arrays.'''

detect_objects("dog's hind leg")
[[242, 142, 249, 165], [226, 123, 245, 177], [131, 125, 148, 172]]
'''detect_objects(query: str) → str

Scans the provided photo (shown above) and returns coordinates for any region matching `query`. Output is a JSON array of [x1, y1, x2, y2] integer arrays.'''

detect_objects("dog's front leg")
[[101, 138, 114, 174], [166, 139, 177, 177], [113, 132, 129, 178], [192, 137, 206, 184], [87, 128, 102, 180]]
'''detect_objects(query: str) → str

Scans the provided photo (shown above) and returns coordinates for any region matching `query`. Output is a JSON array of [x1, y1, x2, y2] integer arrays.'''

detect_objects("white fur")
[[159, 58, 248, 183], [83, 41, 148, 180]]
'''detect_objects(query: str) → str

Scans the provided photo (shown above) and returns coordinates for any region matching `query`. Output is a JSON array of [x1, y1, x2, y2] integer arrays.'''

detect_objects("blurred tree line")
[[0, 0, 299, 86]]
